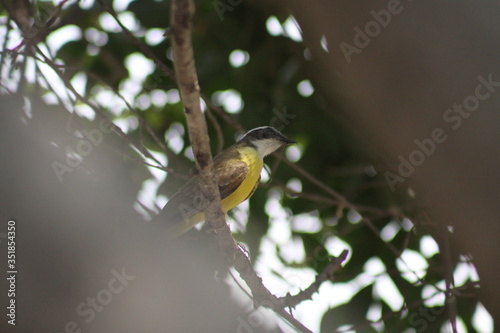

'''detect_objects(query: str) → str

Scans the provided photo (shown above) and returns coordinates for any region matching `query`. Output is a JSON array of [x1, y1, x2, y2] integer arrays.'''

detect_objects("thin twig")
[[97, 0, 175, 79], [34, 46, 166, 171], [206, 106, 225, 154], [281, 250, 348, 308]]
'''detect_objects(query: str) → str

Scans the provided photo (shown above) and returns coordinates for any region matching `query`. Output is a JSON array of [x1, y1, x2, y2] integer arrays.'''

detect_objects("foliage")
[[0, 0, 487, 332]]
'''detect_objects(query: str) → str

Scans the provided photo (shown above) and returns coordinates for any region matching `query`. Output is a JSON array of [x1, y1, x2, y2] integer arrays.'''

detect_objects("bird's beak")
[[282, 136, 297, 145]]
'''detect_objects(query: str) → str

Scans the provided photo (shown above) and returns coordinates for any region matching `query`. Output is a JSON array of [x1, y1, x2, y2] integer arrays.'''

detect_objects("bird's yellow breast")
[[221, 146, 263, 212], [168, 147, 262, 237]]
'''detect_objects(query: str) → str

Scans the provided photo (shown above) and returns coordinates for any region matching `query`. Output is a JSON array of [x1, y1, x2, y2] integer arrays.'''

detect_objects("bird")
[[154, 126, 296, 238]]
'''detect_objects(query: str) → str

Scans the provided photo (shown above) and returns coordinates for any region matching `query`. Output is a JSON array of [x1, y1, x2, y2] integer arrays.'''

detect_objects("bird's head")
[[240, 126, 296, 158]]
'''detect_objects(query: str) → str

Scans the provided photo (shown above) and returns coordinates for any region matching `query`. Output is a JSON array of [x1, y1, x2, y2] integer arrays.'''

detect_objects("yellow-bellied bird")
[[155, 126, 296, 238]]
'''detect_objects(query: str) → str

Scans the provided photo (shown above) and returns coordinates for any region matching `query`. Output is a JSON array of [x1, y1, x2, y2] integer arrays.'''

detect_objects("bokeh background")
[[1, 0, 498, 332]]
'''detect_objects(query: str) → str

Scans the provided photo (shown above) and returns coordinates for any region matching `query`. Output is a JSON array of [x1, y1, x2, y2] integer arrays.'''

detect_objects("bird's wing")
[[155, 157, 249, 227], [156, 176, 203, 225], [216, 159, 249, 200]]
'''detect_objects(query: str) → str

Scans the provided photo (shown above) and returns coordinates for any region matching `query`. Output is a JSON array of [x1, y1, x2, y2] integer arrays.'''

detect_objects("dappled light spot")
[[95, 87, 126, 115], [165, 122, 185, 154], [267, 215, 291, 245], [266, 16, 282, 36], [380, 220, 400, 242], [156, 195, 168, 211], [70, 72, 87, 97], [291, 212, 322, 233], [402, 217, 414, 231], [422, 284, 445, 307], [229, 200, 249, 233], [118, 11, 140, 31], [281, 267, 316, 295], [260, 164, 270, 182], [347, 208, 362, 224], [364, 256, 385, 276], [366, 303, 382, 327], [24, 58, 36, 84], [286, 145, 302, 162], [145, 28, 165, 46], [99, 11, 139, 33], [265, 189, 284, 213], [0, 25, 21, 50], [325, 236, 352, 260], [166, 89, 180, 104], [229, 49, 250, 68], [113, 117, 133, 133], [136, 178, 161, 212], [113, 0, 133, 11], [120, 79, 141, 101], [283, 16, 302, 42], [279, 237, 305, 263], [38, 59, 73, 108], [454, 262, 472, 286], [297, 79, 314, 97], [145, 150, 167, 182], [454, 257, 480, 286], [320, 35, 328, 53], [374, 274, 404, 311], [99, 12, 121, 32], [79, 0, 94, 9], [125, 53, 155, 82], [84, 27, 108, 47], [440, 317, 467, 333], [472, 303, 494, 333], [127, 116, 139, 131], [199, 97, 207, 112], [420, 235, 439, 258], [150, 89, 168, 108], [211, 89, 243, 114], [184, 146, 194, 161], [75, 104, 95, 121], [47, 25, 82, 54], [303, 48, 312, 60], [325, 215, 338, 226], [41, 91, 58, 105], [286, 178, 302, 195], [397, 249, 428, 283], [166, 46, 173, 61], [136, 93, 151, 110], [86, 44, 100, 56]]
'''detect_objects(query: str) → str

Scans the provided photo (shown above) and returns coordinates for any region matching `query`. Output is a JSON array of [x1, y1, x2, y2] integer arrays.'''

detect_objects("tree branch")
[[168, 3, 348, 333], [169, 0, 233, 247], [281, 249, 348, 308]]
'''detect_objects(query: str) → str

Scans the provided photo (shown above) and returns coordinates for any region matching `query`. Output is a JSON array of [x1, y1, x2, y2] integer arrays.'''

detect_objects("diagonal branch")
[[168, 4, 348, 333], [169, 0, 233, 248], [281, 249, 348, 308]]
